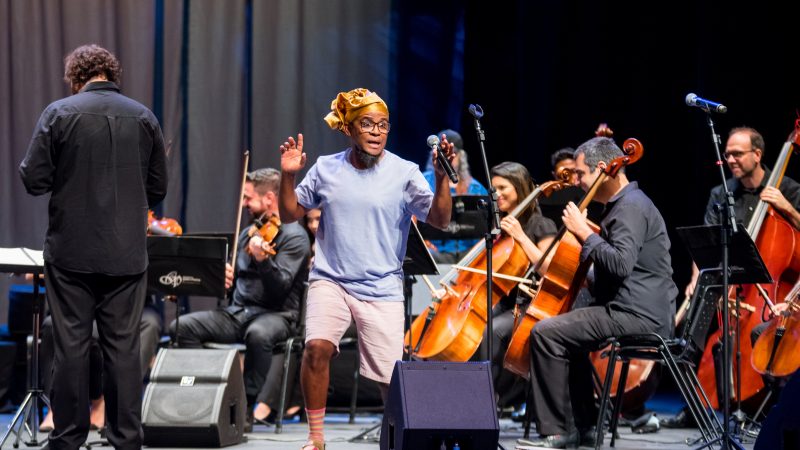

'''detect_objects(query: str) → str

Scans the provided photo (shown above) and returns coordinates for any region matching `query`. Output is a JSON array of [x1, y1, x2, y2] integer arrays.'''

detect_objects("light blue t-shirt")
[[295, 149, 434, 301]]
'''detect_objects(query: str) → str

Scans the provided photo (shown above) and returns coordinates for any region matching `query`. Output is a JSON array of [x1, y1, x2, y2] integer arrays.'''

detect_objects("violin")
[[751, 278, 800, 378], [148, 210, 183, 236], [246, 213, 282, 256]]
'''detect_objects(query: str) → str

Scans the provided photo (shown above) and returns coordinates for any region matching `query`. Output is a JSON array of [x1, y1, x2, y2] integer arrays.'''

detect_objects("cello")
[[405, 170, 573, 361], [696, 122, 800, 409], [751, 278, 800, 378], [503, 135, 644, 378]]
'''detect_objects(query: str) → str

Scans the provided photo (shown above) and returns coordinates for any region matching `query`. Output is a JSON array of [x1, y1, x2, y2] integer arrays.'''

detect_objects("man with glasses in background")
[[665, 126, 800, 428]]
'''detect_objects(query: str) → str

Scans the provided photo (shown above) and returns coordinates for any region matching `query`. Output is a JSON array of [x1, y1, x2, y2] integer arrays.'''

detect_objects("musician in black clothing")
[[665, 127, 800, 428], [169, 168, 310, 428], [526, 136, 677, 448], [19, 44, 167, 450]]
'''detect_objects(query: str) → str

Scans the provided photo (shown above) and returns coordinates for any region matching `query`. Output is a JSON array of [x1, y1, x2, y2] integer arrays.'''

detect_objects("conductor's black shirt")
[[19, 81, 167, 275]]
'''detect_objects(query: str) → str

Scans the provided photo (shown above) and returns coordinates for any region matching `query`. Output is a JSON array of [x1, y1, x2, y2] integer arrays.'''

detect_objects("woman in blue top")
[[421, 129, 489, 262]]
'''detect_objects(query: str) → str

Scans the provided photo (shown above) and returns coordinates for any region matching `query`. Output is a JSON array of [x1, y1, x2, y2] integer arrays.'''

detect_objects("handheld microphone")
[[685, 93, 728, 114], [427, 135, 459, 183]]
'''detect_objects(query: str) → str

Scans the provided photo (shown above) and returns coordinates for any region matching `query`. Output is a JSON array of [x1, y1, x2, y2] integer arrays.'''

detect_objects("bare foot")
[[285, 405, 301, 416], [253, 402, 271, 421], [40, 410, 54, 432], [90, 397, 105, 430]]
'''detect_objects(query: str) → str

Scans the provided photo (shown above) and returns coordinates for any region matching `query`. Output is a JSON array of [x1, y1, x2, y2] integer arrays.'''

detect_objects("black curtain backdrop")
[[2, 0, 800, 319], [458, 0, 800, 291]]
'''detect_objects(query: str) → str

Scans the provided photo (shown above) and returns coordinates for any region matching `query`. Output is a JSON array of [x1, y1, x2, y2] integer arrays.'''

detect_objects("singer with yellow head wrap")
[[276, 88, 455, 450], [323, 88, 389, 133]]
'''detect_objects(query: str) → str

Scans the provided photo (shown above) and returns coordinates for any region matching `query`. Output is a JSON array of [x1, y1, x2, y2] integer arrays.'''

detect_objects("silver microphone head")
[[685, 93, 697, 106], [426, 135, 440, 148]]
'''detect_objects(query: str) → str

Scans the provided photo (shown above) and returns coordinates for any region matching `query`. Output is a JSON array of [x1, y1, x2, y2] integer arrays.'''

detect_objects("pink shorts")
[[304, 280, 405, 384]]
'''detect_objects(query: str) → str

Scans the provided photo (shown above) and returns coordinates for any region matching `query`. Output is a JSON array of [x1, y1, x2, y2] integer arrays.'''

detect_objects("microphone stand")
[[468, 104, 502, 363], [695, 110, 745, 450]]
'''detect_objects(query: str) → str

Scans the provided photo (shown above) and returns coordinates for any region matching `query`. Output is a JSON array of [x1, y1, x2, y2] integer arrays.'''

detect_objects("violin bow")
[[230, 151, 251, 269]]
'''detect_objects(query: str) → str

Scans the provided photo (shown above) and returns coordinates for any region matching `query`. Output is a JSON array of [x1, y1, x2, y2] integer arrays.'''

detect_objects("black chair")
[[593, 269, 725, 449]]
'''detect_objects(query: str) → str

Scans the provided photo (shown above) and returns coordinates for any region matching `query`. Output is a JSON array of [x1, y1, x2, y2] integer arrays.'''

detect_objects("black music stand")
[[417, 195, 488, 241], [677, 223, 771, 286], [0, 247, 47, 448], [676, 224, 771, 450], [402, 221, 439, 360], [146, 236, 227, 347]]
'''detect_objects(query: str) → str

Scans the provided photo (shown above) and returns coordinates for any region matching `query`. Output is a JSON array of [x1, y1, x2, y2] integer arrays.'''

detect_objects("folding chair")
[[594, 269, 725, 449]]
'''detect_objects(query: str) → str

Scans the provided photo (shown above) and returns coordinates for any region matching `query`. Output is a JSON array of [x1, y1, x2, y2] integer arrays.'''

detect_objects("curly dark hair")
[[63, 44, 121, 91]]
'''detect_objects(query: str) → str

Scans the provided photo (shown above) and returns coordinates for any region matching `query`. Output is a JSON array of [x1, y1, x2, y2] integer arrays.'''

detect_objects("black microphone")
[[427, 135, 458, 183], [685, 93, 728, 114]]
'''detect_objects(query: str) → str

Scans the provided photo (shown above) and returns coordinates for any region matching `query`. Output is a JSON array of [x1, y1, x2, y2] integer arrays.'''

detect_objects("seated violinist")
[[168, 167, 310, 429], [525, 136, 677, 448], [486, 162, 557, 404]]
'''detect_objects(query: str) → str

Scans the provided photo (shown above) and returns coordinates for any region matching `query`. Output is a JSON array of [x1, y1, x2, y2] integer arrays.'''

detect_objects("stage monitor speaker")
[[755, 369, 800, 450], [142, 348, 246, 447], [380, 361, 499, 450]]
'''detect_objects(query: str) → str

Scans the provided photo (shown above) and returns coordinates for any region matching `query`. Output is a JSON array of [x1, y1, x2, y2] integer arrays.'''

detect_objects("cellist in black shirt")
[[525, 136, 677, 449]]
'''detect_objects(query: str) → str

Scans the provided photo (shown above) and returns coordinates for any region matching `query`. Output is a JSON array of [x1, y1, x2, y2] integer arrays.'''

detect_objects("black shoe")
[[244, 408, 254, 433], [521, 431, 580, 449], [660, 407, 696, 428], [579, 426, 598, 447]]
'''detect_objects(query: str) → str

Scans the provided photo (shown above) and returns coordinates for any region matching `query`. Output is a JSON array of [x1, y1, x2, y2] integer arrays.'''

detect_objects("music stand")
[[416, 195, 488, 241], [402, 221, 439, 360], [146, 236, 227, 347], [676, 224, 771, 286], [675, 224, 771, 450], [0, 247, 47, 448]]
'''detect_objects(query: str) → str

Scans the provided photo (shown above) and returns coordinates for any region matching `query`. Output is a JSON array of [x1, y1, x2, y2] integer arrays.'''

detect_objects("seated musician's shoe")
[[579, 426, 598, 447], [520, 431, 579, 449], [630, 412, 660, 434], [660, 406, 696, 428]]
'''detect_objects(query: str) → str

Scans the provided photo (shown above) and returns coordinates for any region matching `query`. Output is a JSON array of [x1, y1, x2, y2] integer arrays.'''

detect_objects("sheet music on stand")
[[0, 247, 45, 273]]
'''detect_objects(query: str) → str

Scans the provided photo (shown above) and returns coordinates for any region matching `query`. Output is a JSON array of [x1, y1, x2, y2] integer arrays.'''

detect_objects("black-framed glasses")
[[357, 119, 391, 134], [723, 150, 755, 159]]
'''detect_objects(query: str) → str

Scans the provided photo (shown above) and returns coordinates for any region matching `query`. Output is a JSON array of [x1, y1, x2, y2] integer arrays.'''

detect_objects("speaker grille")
[[143, 383, 223, 425]]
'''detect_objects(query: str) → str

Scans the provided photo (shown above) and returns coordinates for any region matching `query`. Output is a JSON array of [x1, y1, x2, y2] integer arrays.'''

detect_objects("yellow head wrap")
[[323, 88, 389, 133]]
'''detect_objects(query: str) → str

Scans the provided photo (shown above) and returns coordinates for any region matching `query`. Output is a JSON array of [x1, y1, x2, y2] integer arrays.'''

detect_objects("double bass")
[[405, 172, 573, 361], [503, 134, 644, 378], [696, 123, 800, 409]]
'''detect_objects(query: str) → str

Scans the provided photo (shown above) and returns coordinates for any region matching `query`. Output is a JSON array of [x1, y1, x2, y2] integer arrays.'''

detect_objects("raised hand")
[[280, 134, 306, 175]]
